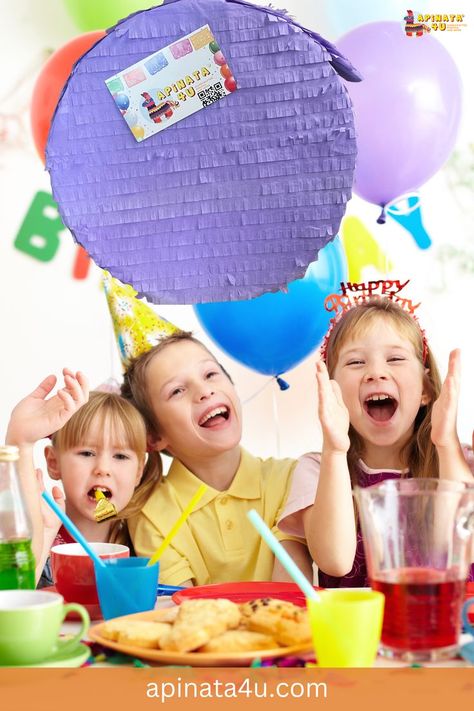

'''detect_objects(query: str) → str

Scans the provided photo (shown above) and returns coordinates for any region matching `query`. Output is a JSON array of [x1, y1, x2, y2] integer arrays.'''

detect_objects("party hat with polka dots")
[[103, 271, 181, 370]]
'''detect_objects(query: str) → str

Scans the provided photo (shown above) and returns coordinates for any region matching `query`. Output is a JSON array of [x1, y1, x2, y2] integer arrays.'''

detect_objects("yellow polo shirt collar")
[[161, 449, 262, 513]]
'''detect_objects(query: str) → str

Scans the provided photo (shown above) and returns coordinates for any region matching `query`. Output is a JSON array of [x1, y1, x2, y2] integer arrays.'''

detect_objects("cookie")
[[101, 618, 132, 642], [161, 598, 241, 652], [178, 599, 241, 621], [199, 630, 277, 653], [117, 621, 172, 649], [160, 624, 210, 652], [275, 611, 312, 646], [150, 606, 179, 623], [243, 601, 311, 646], [240, 598, 299, 619], [100, 619, 171, 648], [240, 598, 303, 637]]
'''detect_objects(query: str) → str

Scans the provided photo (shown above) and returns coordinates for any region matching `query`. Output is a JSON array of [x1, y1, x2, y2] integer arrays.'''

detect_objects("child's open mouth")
[[87, 486, 112, 501], [198, 406, 230, 428], [364, 394, 398, 423]]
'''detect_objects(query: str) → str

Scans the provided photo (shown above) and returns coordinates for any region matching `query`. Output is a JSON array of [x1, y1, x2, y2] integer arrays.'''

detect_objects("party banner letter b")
[[14, 191, 65, 262]]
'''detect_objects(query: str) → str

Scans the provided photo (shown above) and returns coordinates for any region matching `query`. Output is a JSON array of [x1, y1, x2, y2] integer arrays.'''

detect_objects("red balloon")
[[30, 31, 106, 163], [224, 76, 237, 93]]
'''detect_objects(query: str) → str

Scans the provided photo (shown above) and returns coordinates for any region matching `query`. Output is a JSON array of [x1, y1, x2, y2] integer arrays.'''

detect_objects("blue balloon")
[[194, 238, 347, 376], [114, 93, 130, 110]]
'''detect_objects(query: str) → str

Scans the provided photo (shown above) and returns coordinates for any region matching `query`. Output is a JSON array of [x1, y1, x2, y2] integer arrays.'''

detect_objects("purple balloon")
[[337, 22, 462, 211]]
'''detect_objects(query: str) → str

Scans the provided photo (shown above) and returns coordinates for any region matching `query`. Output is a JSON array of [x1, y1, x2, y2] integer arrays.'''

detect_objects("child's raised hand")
[[431, 349, 461, 449], [6, 369, 89, 447], [316, 360, 350, 454]]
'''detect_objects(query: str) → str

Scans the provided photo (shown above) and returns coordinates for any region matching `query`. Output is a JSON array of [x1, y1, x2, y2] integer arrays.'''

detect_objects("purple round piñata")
[[46, 0, 360, 304]]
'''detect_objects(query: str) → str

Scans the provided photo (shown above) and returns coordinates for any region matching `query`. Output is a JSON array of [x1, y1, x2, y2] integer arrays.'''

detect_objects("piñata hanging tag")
[[106, 24, 237, 141]]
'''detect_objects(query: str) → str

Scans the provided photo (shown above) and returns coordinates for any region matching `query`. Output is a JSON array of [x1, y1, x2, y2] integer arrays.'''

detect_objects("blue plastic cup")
[[94, 557, 159, 620], [460, 598, 474, 664], [462, 597, 474, 635]]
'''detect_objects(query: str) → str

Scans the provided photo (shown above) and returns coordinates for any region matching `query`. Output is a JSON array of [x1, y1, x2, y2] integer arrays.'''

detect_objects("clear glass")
[[0, 452, 32, 541], [0, 447, 35, 589], [354, 478, 474, 662]]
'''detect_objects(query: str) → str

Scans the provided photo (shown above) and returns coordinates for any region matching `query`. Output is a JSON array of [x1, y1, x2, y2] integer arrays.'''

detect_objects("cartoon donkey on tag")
[[141, 92, 179, 124], [404, 10, 431, 36]]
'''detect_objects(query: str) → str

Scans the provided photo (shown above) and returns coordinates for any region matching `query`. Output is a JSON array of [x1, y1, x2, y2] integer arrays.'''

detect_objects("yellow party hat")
[[102, 271, 181, 370]]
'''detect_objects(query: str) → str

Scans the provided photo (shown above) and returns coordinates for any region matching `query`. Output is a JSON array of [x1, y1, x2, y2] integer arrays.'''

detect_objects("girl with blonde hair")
[[278, 293, 474, 587]]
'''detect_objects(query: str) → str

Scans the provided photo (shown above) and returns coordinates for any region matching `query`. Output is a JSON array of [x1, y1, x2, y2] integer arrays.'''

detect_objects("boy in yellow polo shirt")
[[123, 332, 311, 587]]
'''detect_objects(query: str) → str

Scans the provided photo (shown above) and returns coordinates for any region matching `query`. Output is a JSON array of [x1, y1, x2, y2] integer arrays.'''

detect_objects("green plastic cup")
[[0, 589, 89, 666]]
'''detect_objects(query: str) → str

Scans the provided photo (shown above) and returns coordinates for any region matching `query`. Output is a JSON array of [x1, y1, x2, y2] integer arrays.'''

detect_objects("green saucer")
[[4, 643, 90, 668]]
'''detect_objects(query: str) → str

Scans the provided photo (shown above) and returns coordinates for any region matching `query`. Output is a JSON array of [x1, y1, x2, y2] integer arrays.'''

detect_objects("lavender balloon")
[[337, 22, 462, 220]]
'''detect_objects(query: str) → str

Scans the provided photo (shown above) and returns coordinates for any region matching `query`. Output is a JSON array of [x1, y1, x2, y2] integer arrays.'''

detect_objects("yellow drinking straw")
[[147, 483, 208, 566]]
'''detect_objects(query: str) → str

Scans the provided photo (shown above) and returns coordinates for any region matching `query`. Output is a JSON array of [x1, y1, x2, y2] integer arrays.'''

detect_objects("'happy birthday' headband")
[[320, 279, 429, 364]]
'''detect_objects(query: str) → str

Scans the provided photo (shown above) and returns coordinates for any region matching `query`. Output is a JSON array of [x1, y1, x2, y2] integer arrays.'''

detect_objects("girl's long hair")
[[324, 298, 442, 486], [51, 391, 162, 544]]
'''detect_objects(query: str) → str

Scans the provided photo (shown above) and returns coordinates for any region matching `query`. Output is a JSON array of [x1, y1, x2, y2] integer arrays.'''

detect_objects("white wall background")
[[0, 1, 472, 477]]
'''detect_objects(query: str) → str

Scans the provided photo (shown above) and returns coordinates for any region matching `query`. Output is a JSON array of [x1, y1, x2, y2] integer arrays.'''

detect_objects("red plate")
[[43, 584, 103, 621], [172, 581, 320, 606], [173, 581, 474, 621]]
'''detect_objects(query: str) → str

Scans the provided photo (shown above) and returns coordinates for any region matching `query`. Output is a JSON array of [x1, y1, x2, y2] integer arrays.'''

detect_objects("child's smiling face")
[[332, 317, 430, 457], [146, 340, 242, 464]]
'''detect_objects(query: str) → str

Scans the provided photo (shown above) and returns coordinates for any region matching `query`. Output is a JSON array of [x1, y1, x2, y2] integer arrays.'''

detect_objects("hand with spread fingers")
[[431, 350, 473, 482], [36, 468, 64, 535], [431, 349, 461, 450], [35, 468, 66, 585], [315, 359, 351, 455], [6, 369, 89, 446]]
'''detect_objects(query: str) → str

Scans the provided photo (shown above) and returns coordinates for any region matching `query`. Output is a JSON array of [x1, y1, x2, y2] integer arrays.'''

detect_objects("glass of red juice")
[[355, 479, 474, 662]]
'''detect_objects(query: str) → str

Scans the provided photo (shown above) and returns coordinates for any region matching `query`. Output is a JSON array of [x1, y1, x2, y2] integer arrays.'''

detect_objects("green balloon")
[[63, 0, 162, 31], [209, 40, 220, 54]]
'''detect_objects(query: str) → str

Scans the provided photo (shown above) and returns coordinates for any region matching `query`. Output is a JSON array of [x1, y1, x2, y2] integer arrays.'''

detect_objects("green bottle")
[[0, 445, 35, 589]]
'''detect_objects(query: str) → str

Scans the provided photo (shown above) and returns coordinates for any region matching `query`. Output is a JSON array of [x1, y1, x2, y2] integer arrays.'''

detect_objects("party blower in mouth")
[[93, 489, 117, 523]]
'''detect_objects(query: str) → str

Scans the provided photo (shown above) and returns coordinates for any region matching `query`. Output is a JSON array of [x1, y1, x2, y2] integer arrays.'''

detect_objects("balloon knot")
[[276, 376, 290, 391], [376, 205, 387, 225]]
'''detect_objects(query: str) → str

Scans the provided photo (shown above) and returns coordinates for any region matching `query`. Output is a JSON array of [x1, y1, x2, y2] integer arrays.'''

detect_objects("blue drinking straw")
[[42, 491, 106, 569], [247, 509, 320, 601]]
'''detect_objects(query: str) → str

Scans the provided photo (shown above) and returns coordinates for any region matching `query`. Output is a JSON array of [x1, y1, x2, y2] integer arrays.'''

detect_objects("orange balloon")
[[220, 65, 232, 79], [30, 30, 106, 163]]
